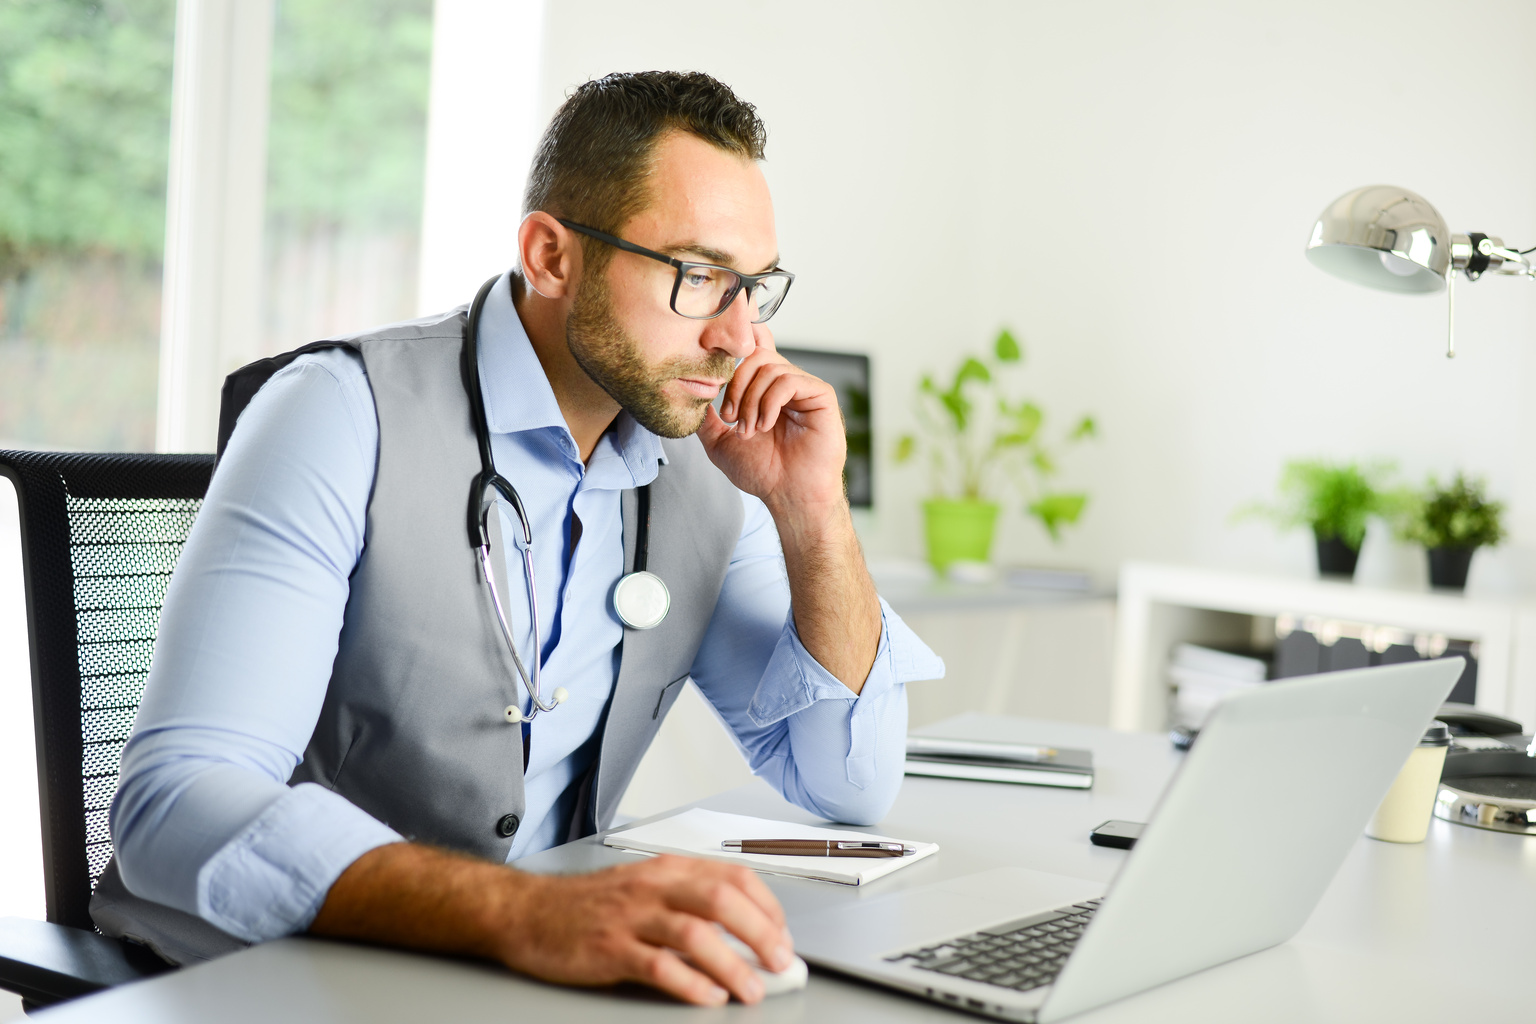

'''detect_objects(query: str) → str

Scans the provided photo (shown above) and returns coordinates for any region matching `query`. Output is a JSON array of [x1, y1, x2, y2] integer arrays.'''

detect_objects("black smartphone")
[[1089, 820, 1144, 849]]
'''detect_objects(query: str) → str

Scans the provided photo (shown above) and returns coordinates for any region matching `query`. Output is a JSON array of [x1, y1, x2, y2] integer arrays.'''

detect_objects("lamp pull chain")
[[1445, 266, 1456, 359]]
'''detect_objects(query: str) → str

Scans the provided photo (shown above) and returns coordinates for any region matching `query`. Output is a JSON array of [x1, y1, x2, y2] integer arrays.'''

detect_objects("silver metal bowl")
[[1435, 745, 1536, 836]]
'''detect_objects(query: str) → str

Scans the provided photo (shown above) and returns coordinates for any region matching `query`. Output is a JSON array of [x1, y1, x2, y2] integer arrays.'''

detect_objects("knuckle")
[[640, 949, 671, 985], [678, 917, 711, 948]]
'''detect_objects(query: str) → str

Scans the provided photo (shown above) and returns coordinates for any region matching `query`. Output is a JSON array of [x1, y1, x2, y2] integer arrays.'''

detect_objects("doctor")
[[95, 71, 942, 1006]]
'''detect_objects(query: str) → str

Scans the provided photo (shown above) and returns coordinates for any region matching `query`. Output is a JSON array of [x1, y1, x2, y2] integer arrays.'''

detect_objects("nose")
[[699, 286, 756, 361]]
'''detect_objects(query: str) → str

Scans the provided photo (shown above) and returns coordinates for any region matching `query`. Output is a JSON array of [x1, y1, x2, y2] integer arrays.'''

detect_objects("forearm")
[[768, 496, 881, 694], [309, 842, 524, 963], [311, 844, 795, 1006]]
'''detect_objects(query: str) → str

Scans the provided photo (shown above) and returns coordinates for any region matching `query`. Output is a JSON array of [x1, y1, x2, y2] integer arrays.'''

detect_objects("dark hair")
[[523, 71, 767, 268]]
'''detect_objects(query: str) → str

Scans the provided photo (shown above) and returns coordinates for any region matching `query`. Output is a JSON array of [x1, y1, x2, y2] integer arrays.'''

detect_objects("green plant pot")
[[923, 500, 1000, 570]]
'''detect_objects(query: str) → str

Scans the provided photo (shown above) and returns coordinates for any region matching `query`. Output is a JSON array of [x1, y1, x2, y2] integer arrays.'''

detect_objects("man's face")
[[564, 132, 779, 438]]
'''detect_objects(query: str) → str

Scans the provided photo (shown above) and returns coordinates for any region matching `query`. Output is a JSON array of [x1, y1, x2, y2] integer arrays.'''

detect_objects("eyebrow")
[[660, 241, 781, 275]]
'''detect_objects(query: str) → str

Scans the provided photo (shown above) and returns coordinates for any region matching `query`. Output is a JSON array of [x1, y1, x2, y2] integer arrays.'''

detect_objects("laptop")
[[791, 658, 1463, 1021]]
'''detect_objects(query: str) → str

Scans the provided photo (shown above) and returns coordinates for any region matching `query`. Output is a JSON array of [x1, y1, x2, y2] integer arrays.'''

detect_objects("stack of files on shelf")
[[904, 735, 1094, 789], [1169, 642, 1271, 727]]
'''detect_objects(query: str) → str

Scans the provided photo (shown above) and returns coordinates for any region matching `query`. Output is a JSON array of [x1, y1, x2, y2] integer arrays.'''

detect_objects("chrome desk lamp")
[[1305, 185, 1535, 357]]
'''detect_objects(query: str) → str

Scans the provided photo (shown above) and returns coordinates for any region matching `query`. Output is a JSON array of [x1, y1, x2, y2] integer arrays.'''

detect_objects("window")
[[261, 0, 434, 354], [0, 0, 176, 451]]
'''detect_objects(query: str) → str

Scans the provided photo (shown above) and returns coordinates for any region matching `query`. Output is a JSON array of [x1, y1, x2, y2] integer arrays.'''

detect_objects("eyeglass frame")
[[556, 218, 795, 324]]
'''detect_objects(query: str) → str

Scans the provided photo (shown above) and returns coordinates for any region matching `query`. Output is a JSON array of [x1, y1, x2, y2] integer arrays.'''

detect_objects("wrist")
[[480, 867, 545, 965], [765, 493, 851, 545]]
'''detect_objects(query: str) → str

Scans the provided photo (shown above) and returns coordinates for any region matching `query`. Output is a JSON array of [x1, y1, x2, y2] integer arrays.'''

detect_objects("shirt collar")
[[477, 272, 667, 482]]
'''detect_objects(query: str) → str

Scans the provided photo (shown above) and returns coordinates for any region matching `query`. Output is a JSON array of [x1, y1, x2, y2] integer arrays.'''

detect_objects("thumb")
[[697, 404, 734, 454]]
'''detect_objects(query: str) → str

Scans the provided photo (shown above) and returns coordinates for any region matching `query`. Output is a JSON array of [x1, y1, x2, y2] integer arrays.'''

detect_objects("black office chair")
[[0, 450, 214, 1010]]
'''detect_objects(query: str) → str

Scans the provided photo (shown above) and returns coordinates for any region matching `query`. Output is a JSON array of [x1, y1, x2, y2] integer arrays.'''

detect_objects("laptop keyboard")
[[884, 898, 1103, 993]]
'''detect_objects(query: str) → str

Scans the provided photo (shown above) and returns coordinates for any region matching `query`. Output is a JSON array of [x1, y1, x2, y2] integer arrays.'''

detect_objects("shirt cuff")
[[196, 782, 403, 943], [747, 596, 945, 727]]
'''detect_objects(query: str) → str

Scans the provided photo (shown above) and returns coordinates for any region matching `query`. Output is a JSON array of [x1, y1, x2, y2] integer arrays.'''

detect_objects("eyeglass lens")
[[674, 265, 791, 324]]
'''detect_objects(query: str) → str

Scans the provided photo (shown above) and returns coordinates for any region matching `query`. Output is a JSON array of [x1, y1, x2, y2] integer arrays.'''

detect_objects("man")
[[94, 71, 942, 1007]]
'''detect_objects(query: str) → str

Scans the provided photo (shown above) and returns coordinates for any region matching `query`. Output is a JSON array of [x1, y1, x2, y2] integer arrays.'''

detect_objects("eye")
[[682, 267, 719, 289]]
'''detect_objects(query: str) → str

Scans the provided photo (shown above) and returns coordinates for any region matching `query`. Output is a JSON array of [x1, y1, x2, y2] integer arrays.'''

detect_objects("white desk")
[[35, 714, 1536, 1023]]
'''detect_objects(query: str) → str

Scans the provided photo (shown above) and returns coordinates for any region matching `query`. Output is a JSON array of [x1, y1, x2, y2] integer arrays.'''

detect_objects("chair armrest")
[[0, 917, 171, 1008]]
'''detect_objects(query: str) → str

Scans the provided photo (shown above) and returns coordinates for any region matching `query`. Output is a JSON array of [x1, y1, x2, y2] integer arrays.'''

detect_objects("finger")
[[668, 872, 794, 973], [696, 403, 733, 451], [722, 333, 788, 421], [641, 913, 765, 1004], [722, 864, 788, 934], [752, 321, 777, 357], [732, 362, 793, 439], [754, 371, 813, 435], [720, 350, 773, 423], [631, 943, 731, 1007]]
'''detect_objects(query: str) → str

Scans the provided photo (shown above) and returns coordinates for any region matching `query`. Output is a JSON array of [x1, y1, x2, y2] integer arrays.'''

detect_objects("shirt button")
[[496, 814, 521, 838]]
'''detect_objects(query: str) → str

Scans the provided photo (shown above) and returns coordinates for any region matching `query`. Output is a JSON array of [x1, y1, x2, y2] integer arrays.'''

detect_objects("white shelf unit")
[[1112, 561, 1536, 733]]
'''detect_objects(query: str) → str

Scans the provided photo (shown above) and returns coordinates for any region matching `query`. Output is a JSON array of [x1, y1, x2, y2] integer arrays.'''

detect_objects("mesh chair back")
[[0, 451, 213, 930]]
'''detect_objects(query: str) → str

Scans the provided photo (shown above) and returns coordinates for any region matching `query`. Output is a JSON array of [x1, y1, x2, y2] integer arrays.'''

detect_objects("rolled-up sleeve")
[[689, 495, 945, 825], [111, 349, 402, 942]]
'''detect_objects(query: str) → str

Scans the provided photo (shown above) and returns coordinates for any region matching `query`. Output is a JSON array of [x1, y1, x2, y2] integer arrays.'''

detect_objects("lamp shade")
[[1305, 185, 1450, 294]]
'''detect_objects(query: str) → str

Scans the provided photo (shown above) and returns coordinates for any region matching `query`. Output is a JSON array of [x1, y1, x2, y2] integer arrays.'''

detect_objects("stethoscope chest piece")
[[614, 570, 670, 630]]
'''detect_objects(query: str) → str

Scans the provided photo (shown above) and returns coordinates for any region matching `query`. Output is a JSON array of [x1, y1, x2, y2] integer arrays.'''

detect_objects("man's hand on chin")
[[696, 323, 848, 523], [695, 323, 881, 693], [311, 843, 792, 1006]]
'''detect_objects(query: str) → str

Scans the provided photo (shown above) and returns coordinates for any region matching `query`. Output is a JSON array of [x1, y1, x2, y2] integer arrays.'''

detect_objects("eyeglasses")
[[558, 219, 795, 324]]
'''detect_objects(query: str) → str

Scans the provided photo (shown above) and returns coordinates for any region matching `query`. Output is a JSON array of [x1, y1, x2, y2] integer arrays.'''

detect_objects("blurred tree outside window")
[[0, 0, 175, 451], [262, 0, 434, 355]]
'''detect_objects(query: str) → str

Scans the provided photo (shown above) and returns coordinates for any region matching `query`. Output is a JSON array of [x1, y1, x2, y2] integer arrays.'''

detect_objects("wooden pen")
[[722, 839, 913, 858]]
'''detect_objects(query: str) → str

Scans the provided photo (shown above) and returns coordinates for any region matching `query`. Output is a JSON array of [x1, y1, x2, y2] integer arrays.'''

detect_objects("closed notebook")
[[603, 808, 939, 886], [904, 735, 1095, 789]]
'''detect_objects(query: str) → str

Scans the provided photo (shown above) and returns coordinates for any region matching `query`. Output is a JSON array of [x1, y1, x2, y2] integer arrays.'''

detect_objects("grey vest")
[[91, 302, 745, 963]]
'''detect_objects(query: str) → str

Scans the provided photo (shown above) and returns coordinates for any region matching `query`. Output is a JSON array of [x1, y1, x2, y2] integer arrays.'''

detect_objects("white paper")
[[603, 808, 939, 886]]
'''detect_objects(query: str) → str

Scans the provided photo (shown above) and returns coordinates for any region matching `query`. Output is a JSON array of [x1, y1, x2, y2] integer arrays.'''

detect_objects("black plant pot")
[[1427, 546, 1476, 590], [1314, 533, 1360, 579]]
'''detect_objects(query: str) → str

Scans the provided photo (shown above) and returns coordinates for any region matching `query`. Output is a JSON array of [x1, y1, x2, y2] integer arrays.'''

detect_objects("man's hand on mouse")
[[313, 844, 793, 1006], [498, 853, 793, 1005]]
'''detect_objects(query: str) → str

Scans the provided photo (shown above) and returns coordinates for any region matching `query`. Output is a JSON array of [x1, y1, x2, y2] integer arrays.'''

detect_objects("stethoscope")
[[461, 274, 671, 724]]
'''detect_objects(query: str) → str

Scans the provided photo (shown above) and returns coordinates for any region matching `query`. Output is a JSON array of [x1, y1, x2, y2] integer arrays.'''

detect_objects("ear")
[[518, 212, 581, 300]]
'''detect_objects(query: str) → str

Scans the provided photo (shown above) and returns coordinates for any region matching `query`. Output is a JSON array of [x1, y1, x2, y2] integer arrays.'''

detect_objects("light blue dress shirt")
[[110, 275, 943, 944]]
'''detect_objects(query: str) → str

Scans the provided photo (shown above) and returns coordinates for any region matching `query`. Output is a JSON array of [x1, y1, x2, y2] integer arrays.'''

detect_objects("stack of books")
[[905, 736, 1095, 789], [1168, 642, 1271, 728]]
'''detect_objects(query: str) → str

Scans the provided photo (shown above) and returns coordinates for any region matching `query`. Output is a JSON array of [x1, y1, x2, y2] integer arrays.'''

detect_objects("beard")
[[565, 273, 737, 439]]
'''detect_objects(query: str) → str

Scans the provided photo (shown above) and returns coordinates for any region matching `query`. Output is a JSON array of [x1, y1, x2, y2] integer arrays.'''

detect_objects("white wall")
[[0, 476, 46, 922], [416, 0, 547, 313], [532, 0, 1536, 589]]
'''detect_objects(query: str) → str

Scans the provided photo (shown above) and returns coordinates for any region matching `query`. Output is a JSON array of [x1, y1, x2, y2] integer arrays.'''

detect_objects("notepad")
[[603, 808, 939, 886]]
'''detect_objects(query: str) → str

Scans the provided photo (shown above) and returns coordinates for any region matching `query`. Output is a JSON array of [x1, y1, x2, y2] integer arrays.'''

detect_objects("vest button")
[[496, 814, 521, 838]]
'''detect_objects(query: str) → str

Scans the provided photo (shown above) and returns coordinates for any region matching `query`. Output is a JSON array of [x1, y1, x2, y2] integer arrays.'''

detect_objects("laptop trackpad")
[[794, 866, 1104, 963]]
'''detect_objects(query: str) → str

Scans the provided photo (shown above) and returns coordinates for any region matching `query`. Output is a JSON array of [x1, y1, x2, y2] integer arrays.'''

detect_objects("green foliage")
[[0, 0, 176, 275], [265, 0, 434, 231], [0, 0, 434, 278], [1400, 473, 1506, 550], [1237, 459, 1400, 550], [894, 327, 1096, 544], [1029, 493, 1087, 543]]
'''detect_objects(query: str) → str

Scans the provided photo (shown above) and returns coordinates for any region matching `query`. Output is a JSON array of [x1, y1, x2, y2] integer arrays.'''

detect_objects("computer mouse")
[[720, 931, 809, 996]]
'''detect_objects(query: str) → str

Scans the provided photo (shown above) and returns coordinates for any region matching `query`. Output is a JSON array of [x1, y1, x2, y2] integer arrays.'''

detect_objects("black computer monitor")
[[776, 346, 871, 508]]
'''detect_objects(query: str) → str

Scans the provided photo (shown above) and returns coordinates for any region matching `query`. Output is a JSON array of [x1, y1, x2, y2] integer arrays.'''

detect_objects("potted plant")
[[1400, 474, 1505, 590], [894, 328, 1097, 570], [1239, 460, 1400, 579]]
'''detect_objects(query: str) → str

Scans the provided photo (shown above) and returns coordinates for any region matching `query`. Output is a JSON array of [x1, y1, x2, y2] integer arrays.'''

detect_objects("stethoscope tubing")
[[461, 273, 665, 724]]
